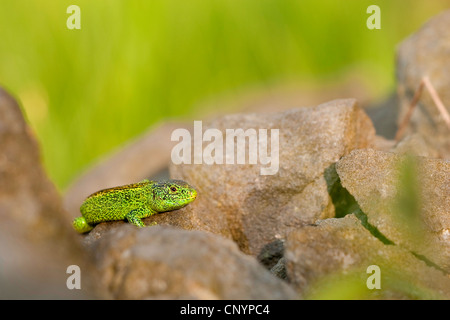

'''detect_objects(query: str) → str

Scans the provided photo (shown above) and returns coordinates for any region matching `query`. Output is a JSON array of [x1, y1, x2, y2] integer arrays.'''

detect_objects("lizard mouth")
[[187, 190, 197, 201]]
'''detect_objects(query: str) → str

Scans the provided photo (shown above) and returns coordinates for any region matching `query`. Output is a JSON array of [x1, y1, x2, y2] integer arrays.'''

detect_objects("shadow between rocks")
[[324, 163, 360, 219]]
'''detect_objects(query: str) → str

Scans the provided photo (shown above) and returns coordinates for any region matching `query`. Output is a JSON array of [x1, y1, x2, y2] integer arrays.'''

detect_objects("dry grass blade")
[[395, 76, 450, 142]]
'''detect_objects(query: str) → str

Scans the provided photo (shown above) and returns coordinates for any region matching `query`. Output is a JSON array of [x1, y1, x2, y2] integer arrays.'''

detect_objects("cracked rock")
[[336, 148, 450, 273], [170, 98, 375, 255], [285, 214, 450, 299]]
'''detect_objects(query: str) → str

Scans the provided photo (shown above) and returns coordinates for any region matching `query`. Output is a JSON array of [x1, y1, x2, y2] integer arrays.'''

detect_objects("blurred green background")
[[0, 0, 449, 190]]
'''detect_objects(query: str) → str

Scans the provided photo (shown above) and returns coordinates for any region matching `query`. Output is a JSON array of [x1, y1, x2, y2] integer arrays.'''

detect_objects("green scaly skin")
[[72, 179, 197, 233]]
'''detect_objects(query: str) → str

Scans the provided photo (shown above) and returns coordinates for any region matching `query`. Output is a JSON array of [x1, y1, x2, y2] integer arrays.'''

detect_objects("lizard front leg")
[[125, 207, 156, 228]]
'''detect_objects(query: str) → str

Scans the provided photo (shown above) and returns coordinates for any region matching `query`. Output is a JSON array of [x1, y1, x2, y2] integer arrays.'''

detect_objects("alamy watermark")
[[67, 5, 81, 30], [366, 265, 381, 289], [171, 121, 279, 175], [66, 265, 81, 290], [366, 5, 381, 30], [65, 5, 380, 31]]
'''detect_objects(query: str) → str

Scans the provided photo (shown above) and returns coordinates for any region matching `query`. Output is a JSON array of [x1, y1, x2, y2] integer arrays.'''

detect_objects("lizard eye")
[[170, 186, 177, 192]]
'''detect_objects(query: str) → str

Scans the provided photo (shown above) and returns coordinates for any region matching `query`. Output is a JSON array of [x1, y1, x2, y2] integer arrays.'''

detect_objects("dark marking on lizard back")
[[86, 181, 151, 199]]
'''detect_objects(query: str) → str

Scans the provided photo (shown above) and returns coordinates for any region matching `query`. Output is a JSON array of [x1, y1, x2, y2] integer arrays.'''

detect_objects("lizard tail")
[[73, 216, 94, 234]]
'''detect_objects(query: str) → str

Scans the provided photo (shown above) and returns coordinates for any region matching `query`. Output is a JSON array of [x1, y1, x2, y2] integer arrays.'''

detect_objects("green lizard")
[[72, 179, 197, 233]]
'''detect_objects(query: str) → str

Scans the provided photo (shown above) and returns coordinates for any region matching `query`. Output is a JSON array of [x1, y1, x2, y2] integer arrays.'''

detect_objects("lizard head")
[[149, 179, 197, 212]]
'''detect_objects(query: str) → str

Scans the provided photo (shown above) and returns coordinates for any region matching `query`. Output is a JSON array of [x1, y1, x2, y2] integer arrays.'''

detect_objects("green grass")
[[0, 0, 448, 189]]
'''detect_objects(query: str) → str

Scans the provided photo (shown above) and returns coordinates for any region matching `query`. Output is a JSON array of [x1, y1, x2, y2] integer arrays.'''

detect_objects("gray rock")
[[0, 88, 70, 240], [257, 239, 284, 270], [396, 10, 450, 158], [88, 225, 298, 299], [336, 148, 450, 273], [364, 92, 399, 140], [270, 257, 287, 280], [170, 98, 376, 255], [285, 214, 450, 299], [0, 87, 92, 298], [391, 133, 440, 158]]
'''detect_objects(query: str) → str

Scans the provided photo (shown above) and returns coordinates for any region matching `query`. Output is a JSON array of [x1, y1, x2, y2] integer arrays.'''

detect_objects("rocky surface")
[[170, 98, 376, 255], [0, 87, 91, 298], [397, 9, 450, 158], [336, 149, 450, 273], [270, 257, 287, 280], [0, 88, 71, 241], [391, 133, 439, 158], [86, 225, 297, 299], [257, 239, 285, 270], [285, 214, 450, 299]]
